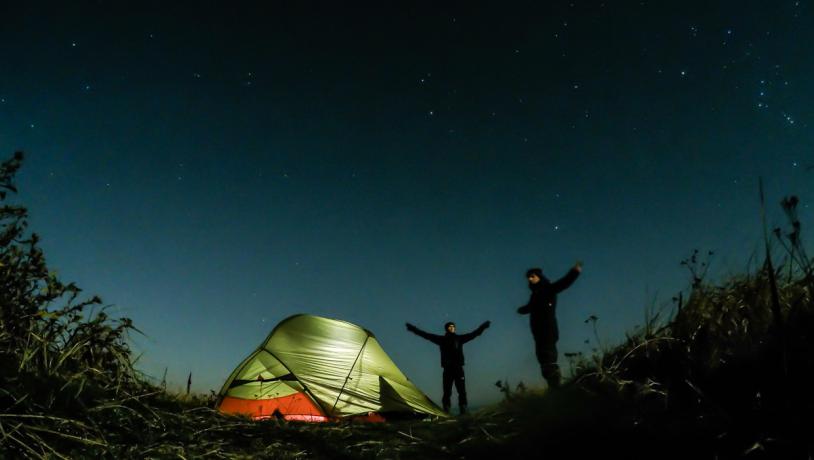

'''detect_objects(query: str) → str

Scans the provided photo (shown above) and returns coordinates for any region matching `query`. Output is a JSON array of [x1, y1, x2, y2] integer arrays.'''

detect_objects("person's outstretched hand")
[[405, 322, 416, 332], [574, 261, 583, 272], [481, 320, 491, 329]]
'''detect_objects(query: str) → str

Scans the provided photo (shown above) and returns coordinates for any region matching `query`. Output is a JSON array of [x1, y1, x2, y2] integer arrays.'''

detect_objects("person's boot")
[[542, 363, 562, 390], [443, 404, 450, 414], [550, 369, 562, 389], [458, 405, 468, 415]]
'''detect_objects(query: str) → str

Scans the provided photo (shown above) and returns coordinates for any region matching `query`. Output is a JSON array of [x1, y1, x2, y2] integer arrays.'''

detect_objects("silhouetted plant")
[[495, 379, 527, 400], [680, 249, 714, 290], [562, 190, 814, 459], [0, 152, 150, 457]]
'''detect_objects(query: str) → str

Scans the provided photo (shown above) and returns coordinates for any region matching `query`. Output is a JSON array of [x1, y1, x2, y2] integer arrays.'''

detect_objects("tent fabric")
[[217, 314, 446, 421]]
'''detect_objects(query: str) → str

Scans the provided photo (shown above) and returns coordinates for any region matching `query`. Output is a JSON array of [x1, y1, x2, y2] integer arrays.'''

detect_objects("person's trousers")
[[442, 366, 467, 411], [534, 335, 561, 388]]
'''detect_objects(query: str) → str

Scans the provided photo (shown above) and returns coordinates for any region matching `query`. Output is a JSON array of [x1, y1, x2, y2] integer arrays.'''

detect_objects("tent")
[[217, 314, 446, 421]]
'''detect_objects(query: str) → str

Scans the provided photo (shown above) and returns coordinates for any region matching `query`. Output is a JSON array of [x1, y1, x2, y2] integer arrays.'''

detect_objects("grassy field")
[[2, 151, 812, 459]]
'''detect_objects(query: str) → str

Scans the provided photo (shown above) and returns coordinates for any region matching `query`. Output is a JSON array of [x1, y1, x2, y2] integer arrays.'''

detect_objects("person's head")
[[526, 268, 543, 285], [444, 322, 456, 334]]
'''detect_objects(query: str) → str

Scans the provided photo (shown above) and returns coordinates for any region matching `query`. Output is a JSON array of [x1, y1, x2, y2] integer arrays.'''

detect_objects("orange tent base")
[[255, 413, 331, 422], [219, 393, 324, 419], [218, 393, 386, 423]]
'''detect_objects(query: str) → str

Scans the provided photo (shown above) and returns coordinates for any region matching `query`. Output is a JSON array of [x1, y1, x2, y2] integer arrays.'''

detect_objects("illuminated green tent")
[[217, 314, 446, 421]]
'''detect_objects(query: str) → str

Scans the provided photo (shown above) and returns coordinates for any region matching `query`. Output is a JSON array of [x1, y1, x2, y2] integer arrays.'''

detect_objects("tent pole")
[[331, 334, 370, 414]]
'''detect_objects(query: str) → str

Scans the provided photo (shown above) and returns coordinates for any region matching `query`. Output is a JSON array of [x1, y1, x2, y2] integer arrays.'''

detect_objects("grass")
[[2, 151, 813, 458]]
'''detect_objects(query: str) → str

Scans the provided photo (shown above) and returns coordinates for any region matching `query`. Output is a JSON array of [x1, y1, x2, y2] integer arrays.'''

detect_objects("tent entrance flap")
[[378, 376, 412, 412]]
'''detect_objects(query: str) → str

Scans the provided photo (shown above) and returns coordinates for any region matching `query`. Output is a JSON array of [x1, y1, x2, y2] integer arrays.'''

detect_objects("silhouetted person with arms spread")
[[405, 320, 490, 414], [518, 262, 582, 389]]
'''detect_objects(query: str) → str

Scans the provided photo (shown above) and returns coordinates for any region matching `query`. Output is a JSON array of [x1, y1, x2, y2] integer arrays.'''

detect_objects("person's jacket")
[[406, 322, 489, 368], [518, 268, 580, 340]]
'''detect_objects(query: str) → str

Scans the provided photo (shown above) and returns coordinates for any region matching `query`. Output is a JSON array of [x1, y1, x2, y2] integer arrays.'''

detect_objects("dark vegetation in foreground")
[[1, 151, 812, 459]]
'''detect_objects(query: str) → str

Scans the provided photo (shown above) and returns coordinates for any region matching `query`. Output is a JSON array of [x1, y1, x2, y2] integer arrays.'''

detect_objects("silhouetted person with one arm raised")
[[518, 262, 582, 388], [405, 320, 490, 414]]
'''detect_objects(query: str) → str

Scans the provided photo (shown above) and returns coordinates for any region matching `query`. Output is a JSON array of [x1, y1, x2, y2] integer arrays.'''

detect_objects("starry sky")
[[1, 2, 812, 406]]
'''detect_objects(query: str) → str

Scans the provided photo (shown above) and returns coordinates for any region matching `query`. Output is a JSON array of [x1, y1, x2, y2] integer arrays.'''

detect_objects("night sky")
[[1, 2, 812, 406]]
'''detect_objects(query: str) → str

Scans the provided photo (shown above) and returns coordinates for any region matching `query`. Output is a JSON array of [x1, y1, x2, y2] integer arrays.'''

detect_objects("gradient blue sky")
[[1, 2, 812, 406]]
